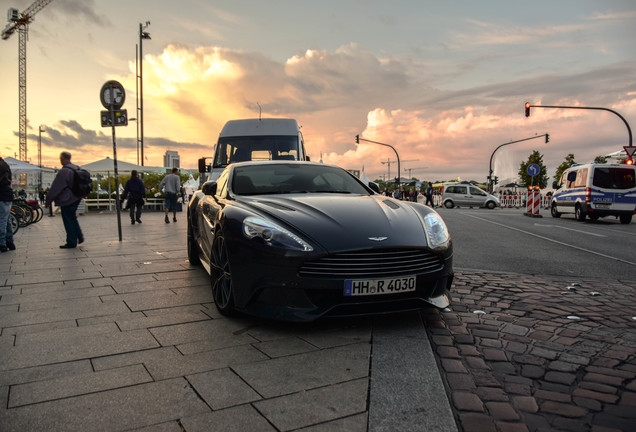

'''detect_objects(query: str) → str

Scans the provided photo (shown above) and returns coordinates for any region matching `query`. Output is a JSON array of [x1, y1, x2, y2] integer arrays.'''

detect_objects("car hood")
[[238, 194, 429, 252]]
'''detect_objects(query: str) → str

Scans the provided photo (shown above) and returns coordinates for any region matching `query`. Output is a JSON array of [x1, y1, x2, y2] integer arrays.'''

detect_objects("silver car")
[[441, 184, 499, 209]]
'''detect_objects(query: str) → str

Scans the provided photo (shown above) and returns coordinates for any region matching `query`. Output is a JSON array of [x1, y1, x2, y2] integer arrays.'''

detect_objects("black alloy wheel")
[[575, 204, 586, 222], [210, 233, 236, 316], [550, 203, 561, 218]]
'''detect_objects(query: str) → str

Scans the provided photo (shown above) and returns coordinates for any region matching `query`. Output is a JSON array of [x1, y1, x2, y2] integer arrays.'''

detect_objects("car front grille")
[[298, 248, 443, 279]]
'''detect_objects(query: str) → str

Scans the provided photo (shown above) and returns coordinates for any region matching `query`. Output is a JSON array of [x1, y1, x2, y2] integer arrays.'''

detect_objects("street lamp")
[[137, 21, 151, 166], [355, 135, 401, 195]]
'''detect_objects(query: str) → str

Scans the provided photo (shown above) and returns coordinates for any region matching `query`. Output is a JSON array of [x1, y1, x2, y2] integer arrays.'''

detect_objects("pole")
[[488, 134, 548, 193], [357, 136, 401, 195], [135, 43, 140, 165], [38, 126, 43, 194], [527, 104, 632, 147], [109, 90, 123, 242], [139, 23, 145, 166]]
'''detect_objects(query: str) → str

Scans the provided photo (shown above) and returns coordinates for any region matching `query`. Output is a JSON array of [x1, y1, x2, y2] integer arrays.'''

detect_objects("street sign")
[[527, 163, 541, 177], [101, 109, 128, 127], [624, 146, 636, 158], [100, 80, 126, 110]]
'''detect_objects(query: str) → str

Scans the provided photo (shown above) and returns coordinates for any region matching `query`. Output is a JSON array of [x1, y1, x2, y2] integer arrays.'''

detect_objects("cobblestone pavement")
[[424, 271, 636, 432]]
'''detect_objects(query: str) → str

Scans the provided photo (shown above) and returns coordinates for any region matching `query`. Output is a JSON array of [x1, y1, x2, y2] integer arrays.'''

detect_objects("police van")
[[550, 163, 636, 224], [198, 118, 308, 182]]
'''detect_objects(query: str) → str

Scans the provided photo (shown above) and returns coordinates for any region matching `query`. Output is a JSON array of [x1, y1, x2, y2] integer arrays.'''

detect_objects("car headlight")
[[243, 216, 313, 252], [423, 212, 450, 250]]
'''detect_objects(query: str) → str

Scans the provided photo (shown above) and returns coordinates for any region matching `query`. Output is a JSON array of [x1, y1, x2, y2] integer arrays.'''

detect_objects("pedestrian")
[[45, 151, 84, 249], [425, 182, 434, 207], [0, 156, 16, 252], [158, 167, 181, 223], [121, 170, 146, 225], [45, 188, 54, 217]]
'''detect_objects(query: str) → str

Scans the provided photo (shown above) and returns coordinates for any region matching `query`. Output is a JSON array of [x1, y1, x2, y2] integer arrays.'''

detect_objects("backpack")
[[71, 167, 93, 198]]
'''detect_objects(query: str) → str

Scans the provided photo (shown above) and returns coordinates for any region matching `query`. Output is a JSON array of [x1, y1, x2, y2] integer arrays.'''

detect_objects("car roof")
[[220, 119, 299, 137]]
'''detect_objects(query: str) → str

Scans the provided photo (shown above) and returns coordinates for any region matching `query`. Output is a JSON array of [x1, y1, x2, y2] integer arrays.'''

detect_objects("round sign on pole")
[[100, 80, 126, 110], [527, 163, 541, 177]]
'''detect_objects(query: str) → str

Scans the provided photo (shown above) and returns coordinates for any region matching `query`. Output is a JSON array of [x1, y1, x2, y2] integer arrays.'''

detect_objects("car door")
[[453, 185, 470, 206], [469, 186, 488, 207], [197, 171, 229, 264]]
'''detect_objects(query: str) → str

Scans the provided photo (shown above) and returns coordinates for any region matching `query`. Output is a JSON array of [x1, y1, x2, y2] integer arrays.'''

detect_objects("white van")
[[441, 183, 500, 209], [550, 163, 636, 224], [199, 118, 308, 181]]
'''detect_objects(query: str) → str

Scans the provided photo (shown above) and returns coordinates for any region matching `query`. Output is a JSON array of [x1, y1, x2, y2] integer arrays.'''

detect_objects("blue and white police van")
[[550, 163, 636, 224]]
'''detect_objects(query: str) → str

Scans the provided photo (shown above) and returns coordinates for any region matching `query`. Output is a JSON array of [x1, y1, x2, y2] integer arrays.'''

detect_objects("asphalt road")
[[436, 207, 636, 280]]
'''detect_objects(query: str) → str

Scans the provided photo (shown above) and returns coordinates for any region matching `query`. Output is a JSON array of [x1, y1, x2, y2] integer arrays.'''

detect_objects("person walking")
[[122, 170, 146, 224], [158, 167, 181, 223], [0, 156, 16, 252], [425, 182, 434, 207], [45, 151, 84, 248]]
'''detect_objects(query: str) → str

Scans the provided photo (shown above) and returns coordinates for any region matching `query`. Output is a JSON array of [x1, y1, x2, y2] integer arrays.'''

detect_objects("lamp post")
[[38, 125, 45, 194], [355, 135, 401, 196], [137, 21, 151, 166]]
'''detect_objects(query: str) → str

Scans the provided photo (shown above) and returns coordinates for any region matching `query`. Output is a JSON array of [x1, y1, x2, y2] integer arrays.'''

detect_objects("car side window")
[[217, 171, 229, 197], [470, 187, 486, 196], [574, 168, 588, 188]]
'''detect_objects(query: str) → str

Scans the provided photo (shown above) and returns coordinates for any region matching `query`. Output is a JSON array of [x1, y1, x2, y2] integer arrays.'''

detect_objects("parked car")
[[187, 161, 454, 321], [551, 163, 636, 224], [441, 183, 499, 209]]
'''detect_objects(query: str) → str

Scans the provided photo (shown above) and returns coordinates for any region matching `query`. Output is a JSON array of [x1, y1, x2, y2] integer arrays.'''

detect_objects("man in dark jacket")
[[0, 156, 16, 252], [45, 151, 84, 248], [122, 170, 146, 224]]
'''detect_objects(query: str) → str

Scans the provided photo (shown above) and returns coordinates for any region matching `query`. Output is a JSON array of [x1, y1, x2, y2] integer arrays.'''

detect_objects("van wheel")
[[486, 201, 496, 209], [550, 204, 561, 218], [444, 200, 454, 209], [575, 204, 586, 221], [620, 214, 632, 224]]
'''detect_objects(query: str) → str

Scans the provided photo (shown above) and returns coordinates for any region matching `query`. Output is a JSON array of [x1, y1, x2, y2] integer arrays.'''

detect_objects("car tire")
[[575, 204, 586, 222], [444, 200, 454, 209], [486, 201, 496, 209], [187, 230, 201, 267], [550, 203, 561, 218], [210, 233, 236, 316], [620, 214, 632, 224]]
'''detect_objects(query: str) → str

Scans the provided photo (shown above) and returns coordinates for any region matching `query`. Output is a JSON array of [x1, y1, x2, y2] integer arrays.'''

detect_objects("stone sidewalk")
[[1, 212, 635, 431], [0, 212, 455, 432]]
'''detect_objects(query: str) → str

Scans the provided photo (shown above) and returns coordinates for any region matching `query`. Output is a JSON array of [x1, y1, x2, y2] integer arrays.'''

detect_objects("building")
[[163, 151, 180, 168]]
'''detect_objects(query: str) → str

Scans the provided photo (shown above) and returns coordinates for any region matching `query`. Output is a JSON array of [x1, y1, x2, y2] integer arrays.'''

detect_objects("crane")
[[403, 166, 429, 179], [380, 158, 419, 181], [2, 0, 54, 162]]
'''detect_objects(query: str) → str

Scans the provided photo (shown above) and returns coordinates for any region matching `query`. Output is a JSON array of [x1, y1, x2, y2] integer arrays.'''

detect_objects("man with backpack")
[[45, 151, 85, 249]]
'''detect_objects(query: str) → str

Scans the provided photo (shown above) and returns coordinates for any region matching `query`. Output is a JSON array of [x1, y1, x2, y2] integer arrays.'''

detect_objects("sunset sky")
[[1, 0, 635, 184]]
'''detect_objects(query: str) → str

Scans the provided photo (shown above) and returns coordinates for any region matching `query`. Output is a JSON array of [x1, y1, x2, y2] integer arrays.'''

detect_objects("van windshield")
[[592, 167, 636, 189], [213, 135, 299, 168]]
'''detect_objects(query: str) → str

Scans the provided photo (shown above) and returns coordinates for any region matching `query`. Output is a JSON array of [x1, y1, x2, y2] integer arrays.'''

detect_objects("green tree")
[[518, 150, 549, 188], [594, 155, 608, 164], [554, 154, 576, 184]]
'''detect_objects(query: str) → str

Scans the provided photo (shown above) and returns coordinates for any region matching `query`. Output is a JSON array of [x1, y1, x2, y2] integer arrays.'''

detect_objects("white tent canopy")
[[80, 157, 145, 175], [4, 157, 41, 173]]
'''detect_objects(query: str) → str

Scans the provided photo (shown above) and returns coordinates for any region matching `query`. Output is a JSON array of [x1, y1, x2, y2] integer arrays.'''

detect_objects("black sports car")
[[187, 161, 453, 321]]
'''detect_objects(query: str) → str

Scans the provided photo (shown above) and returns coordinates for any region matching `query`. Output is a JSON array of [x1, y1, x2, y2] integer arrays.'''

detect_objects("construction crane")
[[380, 158, 419, 181], [403, 166, 429, 179], [2, 0, 54, 162]]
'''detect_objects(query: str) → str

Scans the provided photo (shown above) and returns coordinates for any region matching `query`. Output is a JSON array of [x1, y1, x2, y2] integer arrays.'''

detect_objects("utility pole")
[[137, 21, 151, 166], [2, 0, 54, 162]]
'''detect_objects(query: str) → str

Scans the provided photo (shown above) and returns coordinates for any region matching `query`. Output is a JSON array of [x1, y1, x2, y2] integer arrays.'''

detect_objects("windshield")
[[213, 135, 299, 168], [592, 167, 635, 190], [232, 164, 371, 196]]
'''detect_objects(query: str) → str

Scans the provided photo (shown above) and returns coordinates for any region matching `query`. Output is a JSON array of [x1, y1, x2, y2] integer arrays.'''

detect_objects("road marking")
[[461, 213, 636, 267], [533, 223, 606, 237]]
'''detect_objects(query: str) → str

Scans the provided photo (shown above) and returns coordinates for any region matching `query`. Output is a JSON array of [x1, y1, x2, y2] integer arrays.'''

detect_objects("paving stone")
[[540, 401, 588, 418], [446, 373, 477, 391], [9, 364, 153, 407], [533, 389, 571, 403], [458, 413, 496, 432], [452, 391, 485, 412], [255, 378, 368, 431], [485, 402, 520, 420], [495, 421, 530, 432], [186, 368, 261, 410], [482, 348, 508, 362], [584, 373, 625, 387], [442, 358, 468, 373], [511, 396, 538, 413], [572, 389, 619, 404], [544, 371, 576, 385]]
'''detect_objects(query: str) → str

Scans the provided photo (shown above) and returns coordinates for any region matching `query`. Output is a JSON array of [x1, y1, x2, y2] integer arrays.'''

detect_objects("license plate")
[[344, 276, 416, 296], [595, 203, 610, 209]]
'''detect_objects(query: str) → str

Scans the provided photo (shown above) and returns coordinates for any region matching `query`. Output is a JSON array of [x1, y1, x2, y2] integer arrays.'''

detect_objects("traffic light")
[[625, 158, 634, 165], [494, 176, 498, 185], [525, 102, 531, 117], [545, 133, 549, 143], [355, 135, 359, 144]]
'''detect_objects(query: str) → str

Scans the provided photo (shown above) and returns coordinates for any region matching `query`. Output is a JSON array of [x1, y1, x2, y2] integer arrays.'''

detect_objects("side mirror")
[[198, 158, 210, 173], [201, 181, 217, 196], [368, 182, 380, 193], [552, 181, 559, 189], [305, 155, 311, 161]]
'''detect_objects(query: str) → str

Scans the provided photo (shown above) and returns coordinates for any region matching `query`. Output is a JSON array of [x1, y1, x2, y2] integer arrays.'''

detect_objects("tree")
[[518, 150, 549, 188], [554, 154, 576, 184], [594, 155, 608, 164]]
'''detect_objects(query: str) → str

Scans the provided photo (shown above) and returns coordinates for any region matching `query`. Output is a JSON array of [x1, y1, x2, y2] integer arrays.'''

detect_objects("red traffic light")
[[626, 158, 634, 165], [525, 102, 531, 117]]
